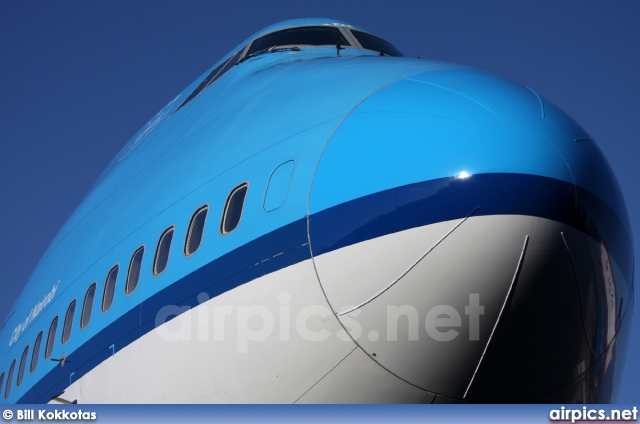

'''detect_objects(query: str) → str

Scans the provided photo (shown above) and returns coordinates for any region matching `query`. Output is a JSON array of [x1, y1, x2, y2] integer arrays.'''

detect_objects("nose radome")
[[307, 69, 630, 401]]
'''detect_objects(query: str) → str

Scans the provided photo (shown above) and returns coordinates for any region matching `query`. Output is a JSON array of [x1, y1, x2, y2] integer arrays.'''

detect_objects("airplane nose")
[[307, 69, 633, 402]]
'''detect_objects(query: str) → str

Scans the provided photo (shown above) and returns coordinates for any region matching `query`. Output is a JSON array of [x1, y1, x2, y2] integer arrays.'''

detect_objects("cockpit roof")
[[244, 18, 361, 41], [173, 19, 403, 113], [237, 18, 403, 59]]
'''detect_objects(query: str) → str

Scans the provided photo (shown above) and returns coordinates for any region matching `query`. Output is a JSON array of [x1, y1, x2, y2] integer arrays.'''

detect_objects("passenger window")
[[81, 283, 97, 329], [102, 265, 119, 312], [62, 300, 77, 345], [4, 360, 15, 399], [221, 183, 248, 235], [45, 316, 59, 360], [126, 246, 145, 294], [17, 345, 29, 387], [0, 372, 4, 399], [185, 205, 208, 256], [30, 331, 43, 373], [153, 226, 175, 276]]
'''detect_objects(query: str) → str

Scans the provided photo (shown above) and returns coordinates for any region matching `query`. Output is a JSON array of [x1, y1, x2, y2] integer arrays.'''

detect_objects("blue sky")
[[1, 0, 638, 403]]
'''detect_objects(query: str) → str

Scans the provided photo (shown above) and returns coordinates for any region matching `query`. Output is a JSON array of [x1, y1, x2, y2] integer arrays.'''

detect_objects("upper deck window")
[[351, 30, 404, 57], [246, 26, 350, 56]]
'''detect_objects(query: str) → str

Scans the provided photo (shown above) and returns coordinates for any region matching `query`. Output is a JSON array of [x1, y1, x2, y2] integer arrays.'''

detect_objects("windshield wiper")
[[238, 46, 301, 64]]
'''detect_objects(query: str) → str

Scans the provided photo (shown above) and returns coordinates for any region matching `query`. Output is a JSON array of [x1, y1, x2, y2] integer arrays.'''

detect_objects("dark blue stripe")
[[18, 172, 632, 403], [19, 219, 310, 403], [310, 173, 632, 275]]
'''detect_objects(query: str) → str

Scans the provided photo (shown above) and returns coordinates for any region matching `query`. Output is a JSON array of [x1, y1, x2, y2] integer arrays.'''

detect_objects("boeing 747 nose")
[[308, 69, 633, 402], [0, 19, 632, 404]]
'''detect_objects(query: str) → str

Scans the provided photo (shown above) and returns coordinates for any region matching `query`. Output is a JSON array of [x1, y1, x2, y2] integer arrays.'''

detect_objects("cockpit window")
[[246, 26, 350, 56], [351, 30, 404, 57], [174, 47, 246, 114]]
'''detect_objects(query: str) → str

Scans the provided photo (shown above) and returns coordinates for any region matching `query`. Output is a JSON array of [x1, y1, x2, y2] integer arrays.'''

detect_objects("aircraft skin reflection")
[[0, 18, 633, 404]]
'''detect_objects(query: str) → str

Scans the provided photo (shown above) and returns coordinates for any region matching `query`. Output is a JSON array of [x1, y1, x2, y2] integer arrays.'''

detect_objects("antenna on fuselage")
[[50, 352, 69, 367]]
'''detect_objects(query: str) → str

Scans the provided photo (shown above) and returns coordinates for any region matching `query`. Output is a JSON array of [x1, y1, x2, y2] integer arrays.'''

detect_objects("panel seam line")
[[463, 234, 529, 399]]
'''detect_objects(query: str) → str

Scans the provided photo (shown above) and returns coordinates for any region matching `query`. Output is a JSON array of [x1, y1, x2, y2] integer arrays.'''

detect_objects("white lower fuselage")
[[57, 214, 620, 403]]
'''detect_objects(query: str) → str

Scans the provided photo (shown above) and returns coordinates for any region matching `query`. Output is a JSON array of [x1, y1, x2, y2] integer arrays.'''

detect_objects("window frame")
[[81, 283, 97, 329], [125, 246, 145, 295], [220, 182, 249, 236], [153, 226, 175, 277], [184, 205, 209, 257]]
